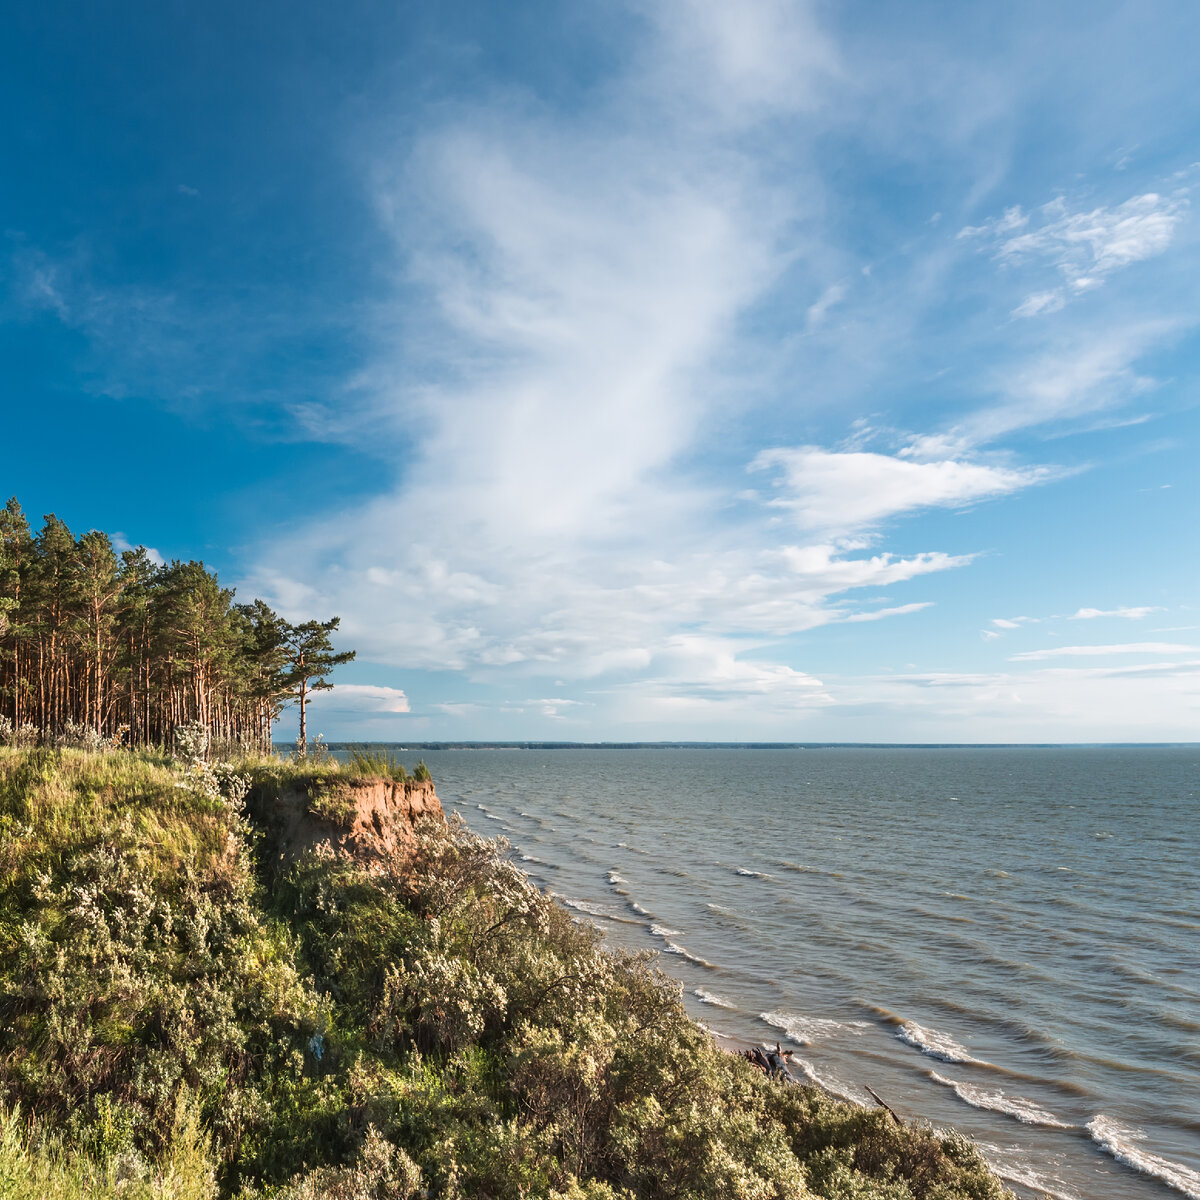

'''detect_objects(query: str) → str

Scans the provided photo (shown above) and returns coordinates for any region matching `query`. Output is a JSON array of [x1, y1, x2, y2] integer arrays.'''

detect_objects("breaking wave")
[[928, 1071, 1071, 1128], [552, 894, 642, 926], [693, 988, 736, 1009], [787, 1056, 869, 1107], [887, 1016, 990, 1067], [662, 941, 718, 969], [1086, 1116, 1200, 1199], [760, 1010, 871, 1046]]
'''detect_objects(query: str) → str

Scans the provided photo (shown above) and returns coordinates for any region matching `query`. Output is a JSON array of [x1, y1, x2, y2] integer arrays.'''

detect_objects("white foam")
[[694, 988, 736, 1009], [977, 1145, 1081, 1200], [663, 941, 717, 969], [606, 870, 626, 885], [789, 1057, 869, 1107], [896, 1020, 989, 1066], [735, 867, 772, 879], [650, 923, 682, 938], [761, 1010, 871, 1046], [629, 901, 651, 916], [556, 895, 612, 919], [484, 813, 504, 822], [929, 1071, 1071, 1128], [1087, 1115, 1200, 1199], [519, 853, 545, 864]]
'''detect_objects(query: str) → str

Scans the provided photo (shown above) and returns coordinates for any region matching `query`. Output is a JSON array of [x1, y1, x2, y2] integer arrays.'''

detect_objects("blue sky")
[[3, 0, 1198, 741]]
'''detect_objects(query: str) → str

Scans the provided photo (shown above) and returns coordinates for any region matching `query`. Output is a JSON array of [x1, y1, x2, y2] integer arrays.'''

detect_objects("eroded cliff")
[[253, 774, 444, 866]]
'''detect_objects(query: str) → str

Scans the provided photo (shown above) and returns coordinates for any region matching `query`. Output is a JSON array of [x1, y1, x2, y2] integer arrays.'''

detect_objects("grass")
[[0, 1098, 217, 1200], [345, 744, 409, 781]]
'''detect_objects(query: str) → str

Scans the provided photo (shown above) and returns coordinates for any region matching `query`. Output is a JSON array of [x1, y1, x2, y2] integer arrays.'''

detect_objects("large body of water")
[[372, 747, 1199, 1200]]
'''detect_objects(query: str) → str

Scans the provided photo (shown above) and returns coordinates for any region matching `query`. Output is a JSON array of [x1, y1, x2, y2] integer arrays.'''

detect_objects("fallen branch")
[[865, 1084, 902, 1124]]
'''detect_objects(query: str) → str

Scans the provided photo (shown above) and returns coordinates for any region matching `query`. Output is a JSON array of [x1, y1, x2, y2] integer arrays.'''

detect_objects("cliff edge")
[[252, 774, 444, 866]]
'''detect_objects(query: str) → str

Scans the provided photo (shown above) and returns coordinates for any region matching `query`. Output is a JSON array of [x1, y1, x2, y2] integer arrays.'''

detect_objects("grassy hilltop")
[[0, 745, 1007, 1200]]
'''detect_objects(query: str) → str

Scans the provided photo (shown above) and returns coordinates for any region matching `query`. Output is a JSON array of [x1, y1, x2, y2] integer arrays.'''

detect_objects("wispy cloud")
[[991, 616, 1037, 629], [1010, 642, 1195, 662], [1070, 606, 1161, 620], [250, 0, 1010, 713], [806, 282, 847, 328], [960, 187, 1189, 319]]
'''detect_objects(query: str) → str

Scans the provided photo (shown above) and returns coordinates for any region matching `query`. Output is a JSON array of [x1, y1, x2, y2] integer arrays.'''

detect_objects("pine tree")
[[284, 618, 356, 756]]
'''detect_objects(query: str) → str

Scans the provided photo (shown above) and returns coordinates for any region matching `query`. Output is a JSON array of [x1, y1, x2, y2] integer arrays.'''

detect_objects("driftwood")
[[865, 1085, 902, 1124]]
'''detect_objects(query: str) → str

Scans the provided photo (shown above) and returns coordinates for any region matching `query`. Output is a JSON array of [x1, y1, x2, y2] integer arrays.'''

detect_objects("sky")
[[2, 0, 1198, 742]]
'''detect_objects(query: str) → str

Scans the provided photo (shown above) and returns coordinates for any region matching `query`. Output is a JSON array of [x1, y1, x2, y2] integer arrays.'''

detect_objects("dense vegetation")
[[0, 497, 353, 753], [0, 742, 1009, 1200]]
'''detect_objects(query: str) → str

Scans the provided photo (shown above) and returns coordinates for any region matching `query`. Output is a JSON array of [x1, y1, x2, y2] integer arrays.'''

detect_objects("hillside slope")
[[0, 747, 1008, 1200]]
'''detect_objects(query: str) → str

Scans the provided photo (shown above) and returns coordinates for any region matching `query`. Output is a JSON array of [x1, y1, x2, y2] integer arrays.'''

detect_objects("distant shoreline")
[[283, 740, 1200, 751]]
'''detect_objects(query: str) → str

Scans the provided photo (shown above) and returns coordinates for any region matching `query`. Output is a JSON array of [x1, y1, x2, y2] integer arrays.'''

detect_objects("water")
[[365, 746, 1200, 1200]]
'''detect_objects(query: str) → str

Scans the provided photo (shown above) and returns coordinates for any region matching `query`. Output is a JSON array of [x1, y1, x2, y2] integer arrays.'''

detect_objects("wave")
[[694, 988, 736, 1009], [897, 1020, 987, 1066], [760, 1010, 871, 1046], [650, 923, 682, 938], [606, 870, 626, 886], [735, 867, 773, 880], [977, 1146, 1082, 1200], [1086, 1116, 1200, 1199], [928, 1071, 1071, 1128], [628, 900, 652, 917], [865, 1008, 992, 1067], [703, 902, 753, 931], [787, 1056, 869, 1107], [662, 941, 718, 969], [552, 894, 643, 926]]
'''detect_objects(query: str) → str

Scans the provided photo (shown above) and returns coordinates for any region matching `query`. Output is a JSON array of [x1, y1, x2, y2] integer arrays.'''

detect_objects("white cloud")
[[962, 188, 1188, 319], [752, 446, 1052, 533], [642, 0, 840, 121], [991, 616, 1036, 629], [111, 532, 164, 566], [1009, 642, 1196, 662], [1011, 290, 1065, 319], [832, 661, 1200, 742], [248, 3, 1004, 708], [902, 322, 1178, 458], [310, 684, 411, 713], [242, 2, 1143, 738], [1070, 606, 1161, 620], [839, 602, 932, 623], [806, 282, 846, 328]]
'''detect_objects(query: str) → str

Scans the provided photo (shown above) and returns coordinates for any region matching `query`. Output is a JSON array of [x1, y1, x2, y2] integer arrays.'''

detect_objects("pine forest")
[[0, 497, 353, 751]]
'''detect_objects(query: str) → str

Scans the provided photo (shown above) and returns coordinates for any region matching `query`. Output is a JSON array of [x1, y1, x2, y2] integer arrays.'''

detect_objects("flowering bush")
[[0, 716, 39, 747]]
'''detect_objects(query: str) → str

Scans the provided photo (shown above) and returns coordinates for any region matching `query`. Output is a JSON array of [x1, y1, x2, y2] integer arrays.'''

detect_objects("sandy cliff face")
[[259, 777, 444, 866]]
